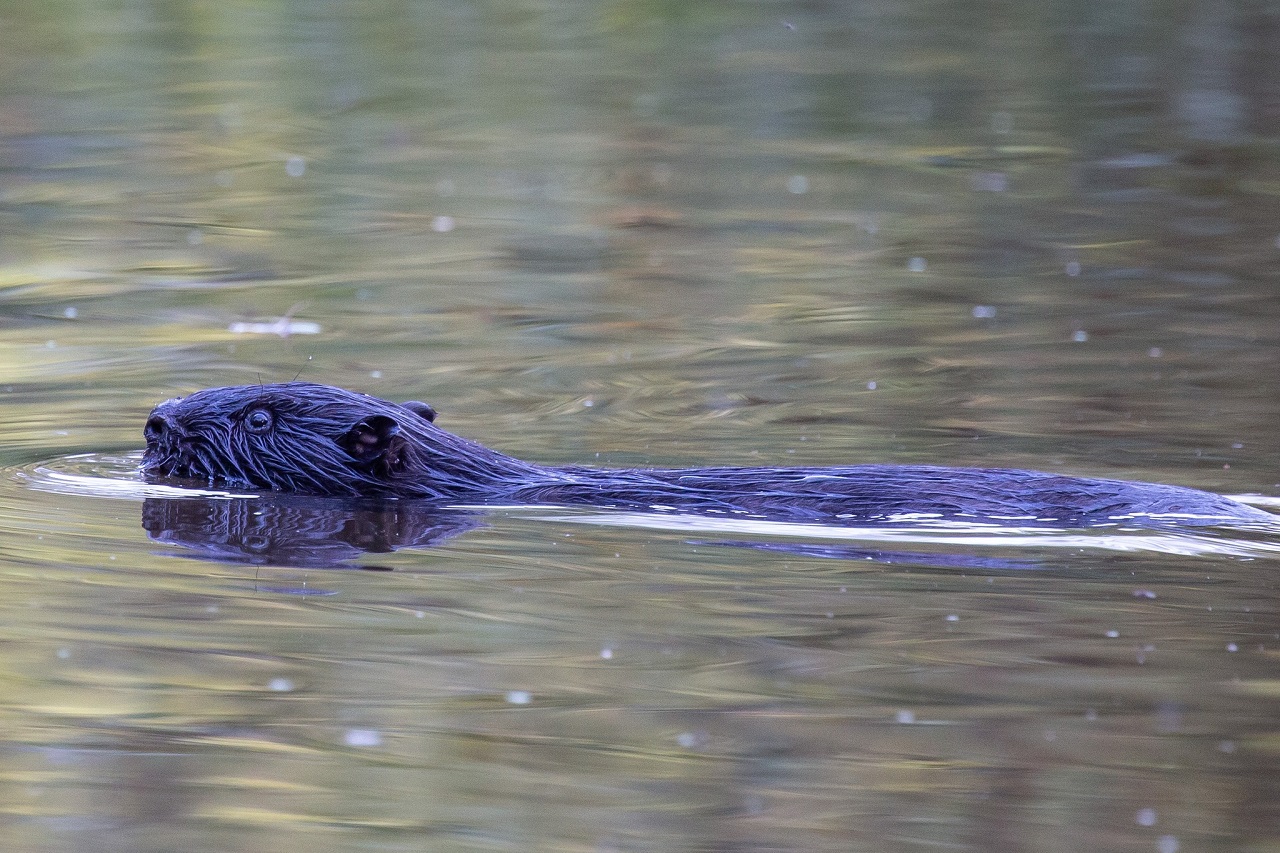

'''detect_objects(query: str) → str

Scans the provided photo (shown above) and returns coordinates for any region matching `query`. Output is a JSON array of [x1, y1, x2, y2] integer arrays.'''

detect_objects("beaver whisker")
[[139, 382, 1278, 529]]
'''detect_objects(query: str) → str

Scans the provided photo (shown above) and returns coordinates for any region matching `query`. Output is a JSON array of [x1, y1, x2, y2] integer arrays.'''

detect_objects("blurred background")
[[1, 2, 1279, 852]]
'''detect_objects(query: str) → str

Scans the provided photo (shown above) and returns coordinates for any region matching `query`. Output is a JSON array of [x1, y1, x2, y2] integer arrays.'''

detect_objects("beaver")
[[141, 382, 1276, 528]]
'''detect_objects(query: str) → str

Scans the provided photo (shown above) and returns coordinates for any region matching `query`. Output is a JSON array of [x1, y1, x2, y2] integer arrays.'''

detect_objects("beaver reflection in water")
[[142, 382, 1274, 528]]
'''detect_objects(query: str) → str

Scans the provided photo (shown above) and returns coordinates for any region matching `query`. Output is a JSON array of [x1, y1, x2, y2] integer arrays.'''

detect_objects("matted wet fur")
[[142, 382, 1275, 528]]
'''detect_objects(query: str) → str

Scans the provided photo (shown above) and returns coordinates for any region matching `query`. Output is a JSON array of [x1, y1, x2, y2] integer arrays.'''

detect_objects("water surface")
[[2, 2, 1279, 852]]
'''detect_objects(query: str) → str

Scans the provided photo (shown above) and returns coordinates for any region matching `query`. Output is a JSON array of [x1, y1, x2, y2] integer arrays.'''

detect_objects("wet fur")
[[142, 382, 1275, 527]]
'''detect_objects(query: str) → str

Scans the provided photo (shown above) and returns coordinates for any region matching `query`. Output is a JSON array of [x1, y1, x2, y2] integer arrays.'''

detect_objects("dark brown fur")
[[142, 382, 1275, 528]]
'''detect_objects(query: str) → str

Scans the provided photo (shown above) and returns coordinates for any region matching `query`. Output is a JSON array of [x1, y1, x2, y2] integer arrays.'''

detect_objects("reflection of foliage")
[[0, 0, 1276, 482], [603, 0, 723, 30]]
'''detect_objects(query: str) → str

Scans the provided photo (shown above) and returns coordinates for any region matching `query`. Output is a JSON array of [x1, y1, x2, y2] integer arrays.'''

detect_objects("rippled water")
[[18, 452, 1280, 562], [3, 2, 1280, 852]]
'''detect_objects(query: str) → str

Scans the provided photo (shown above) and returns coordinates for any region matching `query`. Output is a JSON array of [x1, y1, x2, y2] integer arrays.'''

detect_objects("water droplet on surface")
[[344, 729, 382, 747]]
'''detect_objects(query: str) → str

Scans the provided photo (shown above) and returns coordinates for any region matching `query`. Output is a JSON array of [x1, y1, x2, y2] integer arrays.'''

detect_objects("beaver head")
[[142, 382, 531, 499]]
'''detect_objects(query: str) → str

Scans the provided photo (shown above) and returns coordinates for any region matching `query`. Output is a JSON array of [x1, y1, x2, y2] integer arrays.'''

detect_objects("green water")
[[1, 2, 1279, 852]]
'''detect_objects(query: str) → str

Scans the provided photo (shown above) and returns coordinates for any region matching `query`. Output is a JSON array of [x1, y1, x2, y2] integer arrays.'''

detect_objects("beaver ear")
[[401, 400, 437, 423], [338, 415, 411, 475]]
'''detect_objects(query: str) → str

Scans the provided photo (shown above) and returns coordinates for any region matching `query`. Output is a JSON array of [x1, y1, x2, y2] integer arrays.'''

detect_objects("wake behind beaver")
[[141, 382, 1276, 529]]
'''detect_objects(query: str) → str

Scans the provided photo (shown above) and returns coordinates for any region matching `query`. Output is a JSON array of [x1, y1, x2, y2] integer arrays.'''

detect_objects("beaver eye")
[[243, 407, 274, 434]]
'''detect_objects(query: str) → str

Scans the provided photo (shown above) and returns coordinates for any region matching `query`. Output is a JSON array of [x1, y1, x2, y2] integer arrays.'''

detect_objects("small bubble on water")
[[972, 305, 996, 319], [63, 306, 78, 319], [45, 340, 57, 349], [1105, 629, 1120, 638], [268, 678, 294, 692], [186, 229, 203, 246], [430, 215, 455, 233], [972, 171, 1007, 192], [946, 614, 959, 622], [285, 155, 306, 177], [1157, 835, 1179, 853], [1156, 703, 1183, 733], [866, 381, 876, 390], [600, 647, 614, 659], [56, 648, 71, 660], [786, 174, 809, 194], [1136, 808, 1157, 827], [344, 729, 382, 747], [907, 257, 927, 272], [632, 92, 660, 117], [369, 370, 382, 379], [896, 710, 915, 724], [1218, 740, 1236, 753], [506, 690, 532, 705], [1073, 330, 1089, 343], [1065, 261, 1081, 276], [1147, 347, 1163, 358], [219, 103, 243, 130], [1226, 642, 1238, 652]]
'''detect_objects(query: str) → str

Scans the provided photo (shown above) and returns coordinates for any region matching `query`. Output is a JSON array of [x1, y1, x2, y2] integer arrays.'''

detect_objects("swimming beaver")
[[142, 382, 1275, 528]]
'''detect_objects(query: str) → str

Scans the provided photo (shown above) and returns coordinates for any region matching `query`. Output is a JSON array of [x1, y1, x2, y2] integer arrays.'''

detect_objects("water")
[[2, 2, 1280, 851]]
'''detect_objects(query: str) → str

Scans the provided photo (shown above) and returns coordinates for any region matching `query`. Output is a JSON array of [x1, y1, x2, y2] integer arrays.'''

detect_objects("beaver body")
[[142, 382, 1274, 527]]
